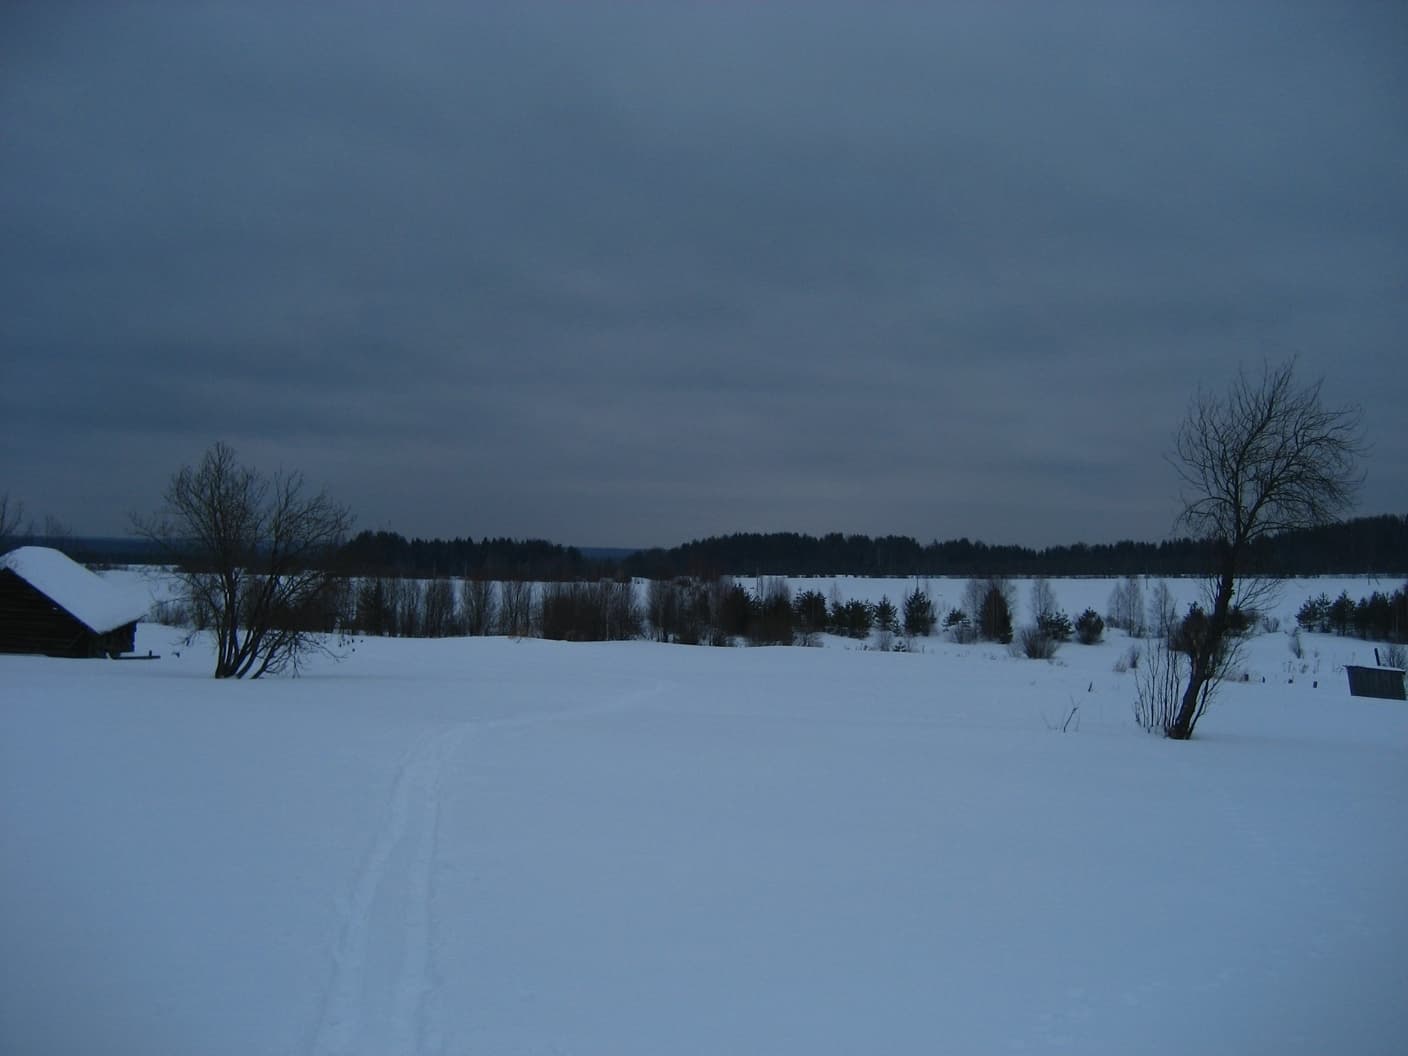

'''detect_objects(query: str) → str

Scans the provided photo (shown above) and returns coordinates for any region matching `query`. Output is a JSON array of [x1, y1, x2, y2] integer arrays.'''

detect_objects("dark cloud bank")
[[3, 2, 1404, 548]]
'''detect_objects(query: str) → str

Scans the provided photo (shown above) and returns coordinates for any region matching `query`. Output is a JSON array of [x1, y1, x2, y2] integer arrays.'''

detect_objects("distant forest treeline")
[[315, 514, 1408, 579], [44, 513, 1408, 580], [338, 532, 594, 579], [618, 515, 1408, 580]]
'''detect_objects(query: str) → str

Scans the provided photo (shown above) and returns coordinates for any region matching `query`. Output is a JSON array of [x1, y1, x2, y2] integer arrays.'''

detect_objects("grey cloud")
[[2, 2, 1404, 546]]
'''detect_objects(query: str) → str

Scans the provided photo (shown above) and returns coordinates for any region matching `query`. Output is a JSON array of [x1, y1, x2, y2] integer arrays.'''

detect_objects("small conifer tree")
[[902, 588, 936, 637]]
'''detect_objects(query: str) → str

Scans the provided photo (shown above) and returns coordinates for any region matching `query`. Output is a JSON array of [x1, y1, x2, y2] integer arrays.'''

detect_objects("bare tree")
[[1146, 580, 1178, 641], [0, 493, 23, 552], [422, 576, 460, 637], [461, 577, 498, 636], [1166, 359, 1363, 738], [355, 576, 394, 636], [135, 442, 353, 678], [1106, 576, 1145, 636], [646, 578, 678, 642], [498, 579, 535, 637], [1030, 578, 1058, 623], [384, 577, 419, 637]]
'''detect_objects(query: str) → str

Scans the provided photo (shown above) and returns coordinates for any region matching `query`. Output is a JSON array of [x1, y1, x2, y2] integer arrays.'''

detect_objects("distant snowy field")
[[3, 573, 1406, 1055]]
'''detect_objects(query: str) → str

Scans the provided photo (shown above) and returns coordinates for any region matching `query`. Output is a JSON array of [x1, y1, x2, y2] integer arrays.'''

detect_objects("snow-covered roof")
[[0, 546, 148, 634]]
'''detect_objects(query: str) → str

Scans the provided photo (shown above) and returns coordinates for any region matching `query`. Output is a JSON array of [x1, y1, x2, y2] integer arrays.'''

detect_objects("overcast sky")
[[3, 2, 1404, 549]]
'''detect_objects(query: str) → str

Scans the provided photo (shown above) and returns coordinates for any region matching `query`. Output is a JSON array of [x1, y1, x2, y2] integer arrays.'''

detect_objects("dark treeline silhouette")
[[17, 531, 607, 580], [335, 530, 606, 580], [618, 515, 1408, 580], [28, 514, 1407, 580]]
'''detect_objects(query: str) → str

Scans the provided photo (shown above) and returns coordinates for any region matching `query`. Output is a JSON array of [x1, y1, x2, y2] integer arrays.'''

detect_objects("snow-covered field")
[[3, 575, 1407, 1055]]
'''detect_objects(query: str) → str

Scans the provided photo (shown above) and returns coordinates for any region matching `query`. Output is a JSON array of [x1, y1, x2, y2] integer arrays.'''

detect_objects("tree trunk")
[[1169, 562, 1237, 739], [1169, 669, 1206, 740]]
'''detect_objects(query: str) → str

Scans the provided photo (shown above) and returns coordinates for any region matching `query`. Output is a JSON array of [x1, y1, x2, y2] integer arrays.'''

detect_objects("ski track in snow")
[[309, 687, 669, 1056], [308, 725, 461, 1056]]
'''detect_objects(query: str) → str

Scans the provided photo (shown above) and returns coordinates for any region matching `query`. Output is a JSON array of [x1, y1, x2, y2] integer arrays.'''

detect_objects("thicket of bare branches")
[[1165, 359, 1363, 738], [1106, 576, 1145, 636], [461, 578, 498, 636], [1016, 624, 1060, 660], [498, 580, 535, 637], [135, 443, 352, 678], [540, 581, 641, 642], [421, 577, 460, 638], [1030, 578, 1057, 623], [1133, 641, 1187, 734], [1146, 580, 1178, 641], [0, 493, 22, 552], [647, 576, 733, 645]]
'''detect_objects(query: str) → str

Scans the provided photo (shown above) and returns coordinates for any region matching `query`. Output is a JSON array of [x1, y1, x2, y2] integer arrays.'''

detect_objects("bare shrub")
[[1113, 643, 1141, 673], [152, 595, 202, 629], [1017, 624, 1060, 660], [1133, 641, 1188, 735]]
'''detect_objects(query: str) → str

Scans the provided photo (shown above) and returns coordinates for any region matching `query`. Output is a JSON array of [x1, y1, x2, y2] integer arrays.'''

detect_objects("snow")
[[0, 546, 149, 634], [2, 580, 1407, 1055], [770, 573, 1403, 628]]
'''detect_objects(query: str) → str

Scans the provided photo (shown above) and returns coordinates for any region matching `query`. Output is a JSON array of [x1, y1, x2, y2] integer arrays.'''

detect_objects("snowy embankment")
[[3, 581, 1407, 1054]]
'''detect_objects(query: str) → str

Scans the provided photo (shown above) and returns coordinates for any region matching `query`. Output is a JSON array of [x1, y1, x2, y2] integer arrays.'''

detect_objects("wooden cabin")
[[1345, 664, 1408, 701], [0, 546, 146, 658]]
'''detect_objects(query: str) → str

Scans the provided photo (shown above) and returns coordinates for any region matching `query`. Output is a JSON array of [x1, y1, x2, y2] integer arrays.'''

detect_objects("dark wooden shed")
[[1345, 665, 1408, 701], [0, 546, 146, 658]]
